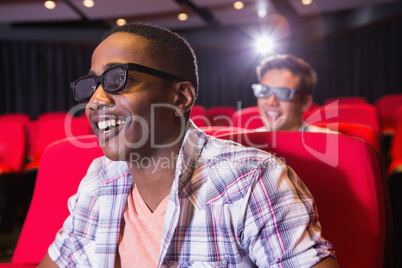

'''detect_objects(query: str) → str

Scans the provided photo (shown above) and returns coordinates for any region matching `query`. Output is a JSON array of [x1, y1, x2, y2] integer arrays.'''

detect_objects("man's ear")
[[173, 81, 195, 117], [302, 94, 313, 112]]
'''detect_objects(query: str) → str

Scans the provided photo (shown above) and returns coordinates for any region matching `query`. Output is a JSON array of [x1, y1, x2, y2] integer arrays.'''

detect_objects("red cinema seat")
[[388, 106, 402, 173], [313, 122, 381, 153], [323, 96, 367, 106], [305, 102, 381, 136], [0, 121, 27, 174], [190, 105, 209, 127], [205, 106, 236, 126], [36, 111, 70, 121], [375, 93, 402, 134], [4, 135, 103, 267], [0, 114, 37, 165], [217, 131, 387, 268], [231, 106, 264, 130], [302, 102, 320, 121], [0, 113, 31, 125], [25, 115, 92, 170]]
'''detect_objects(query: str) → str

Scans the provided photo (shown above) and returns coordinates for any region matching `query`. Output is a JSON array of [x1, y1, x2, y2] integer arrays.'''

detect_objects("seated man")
[[39, 23, 339, 267], [253, 54, 329, 132]]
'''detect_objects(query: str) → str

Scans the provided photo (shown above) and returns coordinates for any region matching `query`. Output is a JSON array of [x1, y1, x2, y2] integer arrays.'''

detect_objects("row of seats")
[[191, 94, 401, 154], [0, 94, 399, 176], [0, 111, 92, 175], [2, 131, 387, 268], [193, 103, 382, 154], [192, 94, 402, 135]]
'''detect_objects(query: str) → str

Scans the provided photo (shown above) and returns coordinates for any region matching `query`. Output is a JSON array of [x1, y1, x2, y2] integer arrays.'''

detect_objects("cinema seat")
[[304, 102, 381, 136], [205, 106, 236, 126], [0, 113, 31, 125], [24, 115, 92, 170], [231, 106, 264, 130], [217, 131, 387, 268], [36, 111, 70, 121], [312, 122, 381, 153], [0, 121, 27, 174], [375, 93, 402, 134], [323, 96, 367, 106], [190, 105, 209, 127], [3, 135, 103, 267]]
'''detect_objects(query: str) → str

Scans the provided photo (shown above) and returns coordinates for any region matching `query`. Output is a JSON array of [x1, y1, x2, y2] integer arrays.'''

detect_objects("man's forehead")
[[262, 68, 300, 82], [91, 33, 152, 71], [96, 33, 148, 54]]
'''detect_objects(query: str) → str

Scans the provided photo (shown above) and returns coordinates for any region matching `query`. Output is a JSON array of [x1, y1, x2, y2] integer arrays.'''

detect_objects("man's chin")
[[100, 147, 128, 162]]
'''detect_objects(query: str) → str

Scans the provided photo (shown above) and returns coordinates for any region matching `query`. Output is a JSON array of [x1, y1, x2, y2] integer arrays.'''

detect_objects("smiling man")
[[254, 54, 329, 132], [38, 23, 339, 267]]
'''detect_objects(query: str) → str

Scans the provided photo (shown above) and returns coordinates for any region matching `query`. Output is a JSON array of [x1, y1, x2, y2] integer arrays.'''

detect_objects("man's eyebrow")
[[87, 62, 126, 76]]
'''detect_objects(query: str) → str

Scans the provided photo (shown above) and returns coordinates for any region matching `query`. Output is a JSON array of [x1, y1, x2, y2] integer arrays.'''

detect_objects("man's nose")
[[87, 84, 114, 111], [266, 92, 279, 105]]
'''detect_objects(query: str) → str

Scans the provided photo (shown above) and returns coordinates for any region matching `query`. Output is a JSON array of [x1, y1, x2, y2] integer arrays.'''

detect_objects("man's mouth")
[[97, 119, 125, 133], [266, 111, 280, 118]]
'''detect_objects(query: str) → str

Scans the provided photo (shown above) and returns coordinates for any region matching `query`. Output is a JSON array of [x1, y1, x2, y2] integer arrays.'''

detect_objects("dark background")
[[1, 3, 402, 119]]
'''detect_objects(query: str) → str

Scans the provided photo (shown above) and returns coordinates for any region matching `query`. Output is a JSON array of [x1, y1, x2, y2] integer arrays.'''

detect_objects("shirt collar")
[[174, 120, 208, 192]]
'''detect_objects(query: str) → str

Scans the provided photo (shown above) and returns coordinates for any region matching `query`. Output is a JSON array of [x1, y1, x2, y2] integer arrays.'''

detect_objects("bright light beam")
[[256, 37, 275, 54]]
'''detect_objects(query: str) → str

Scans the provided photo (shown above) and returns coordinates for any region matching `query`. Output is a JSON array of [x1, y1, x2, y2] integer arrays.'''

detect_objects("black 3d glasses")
[[71, 63, 183, 102]]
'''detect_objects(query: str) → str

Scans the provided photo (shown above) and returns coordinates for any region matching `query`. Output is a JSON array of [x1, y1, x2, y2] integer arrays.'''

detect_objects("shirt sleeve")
[[242, 160, 336, 267], [47, 191, 96, 267], [48, 193, 78, 266]]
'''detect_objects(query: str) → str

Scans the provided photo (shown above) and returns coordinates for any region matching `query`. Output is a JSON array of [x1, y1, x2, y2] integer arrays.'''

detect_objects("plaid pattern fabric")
[[49, 123, 335, 267]]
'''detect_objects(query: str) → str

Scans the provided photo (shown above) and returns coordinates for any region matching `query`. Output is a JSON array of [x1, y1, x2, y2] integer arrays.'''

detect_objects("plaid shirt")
[[48, 124, 335, 267]]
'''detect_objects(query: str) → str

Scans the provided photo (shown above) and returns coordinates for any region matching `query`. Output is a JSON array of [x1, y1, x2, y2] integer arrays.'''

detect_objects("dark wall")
[[1, 9, 402, 118]]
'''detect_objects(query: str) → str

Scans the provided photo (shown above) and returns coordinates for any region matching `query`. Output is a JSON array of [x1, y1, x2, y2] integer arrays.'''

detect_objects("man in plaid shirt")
[[39, 23, 339, 268]]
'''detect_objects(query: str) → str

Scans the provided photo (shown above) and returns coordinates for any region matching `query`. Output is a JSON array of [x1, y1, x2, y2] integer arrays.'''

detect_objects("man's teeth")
[[266, 111, 279, 117], [97, 119, 125, 130]]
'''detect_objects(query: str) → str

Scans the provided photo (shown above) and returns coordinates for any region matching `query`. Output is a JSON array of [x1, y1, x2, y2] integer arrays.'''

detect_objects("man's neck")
[[127, 146, 180, 212]]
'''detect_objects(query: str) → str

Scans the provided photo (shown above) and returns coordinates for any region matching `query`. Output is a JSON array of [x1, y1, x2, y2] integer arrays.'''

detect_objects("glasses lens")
[[252, 84, 272, 98], [104, 67, 126, 93], [273, 88, 292, 101], [74, 77, 97, 102]]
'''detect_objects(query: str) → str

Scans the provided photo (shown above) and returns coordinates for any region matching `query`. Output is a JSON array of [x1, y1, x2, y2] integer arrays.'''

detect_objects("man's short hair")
[[103, 22, 199, 98], [256, 54, 317, 95]]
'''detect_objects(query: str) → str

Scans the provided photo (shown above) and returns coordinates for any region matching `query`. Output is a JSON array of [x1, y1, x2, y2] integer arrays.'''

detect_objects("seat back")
[[217, 131, 386, 268], [389, 106, 402, 167], [27, 115, 92, 169], [231, 106, 264, 129], [12, 135, 103, 265], [323, 96, 367, 106], [305, 102, 381, 136], [0, 113, 31, 124], [37, 111, 70, 121], [0, 114, 34, 168], [313, 122, 381, 153], [375, 93, 402, 134], [205, 106, 236, 126], [190, 105, 208, 127], [0, 121, 27, 173]]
